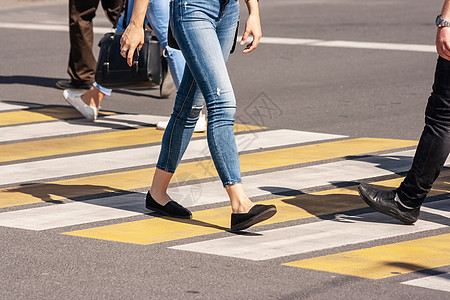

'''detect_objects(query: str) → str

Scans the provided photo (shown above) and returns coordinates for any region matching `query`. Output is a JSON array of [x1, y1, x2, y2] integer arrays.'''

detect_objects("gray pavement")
[[0, 0, 449, 299]]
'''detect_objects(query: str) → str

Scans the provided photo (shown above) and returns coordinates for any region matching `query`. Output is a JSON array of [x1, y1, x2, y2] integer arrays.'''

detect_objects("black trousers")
[[68, 0, 122, 85], [398, 56, 450, 207]]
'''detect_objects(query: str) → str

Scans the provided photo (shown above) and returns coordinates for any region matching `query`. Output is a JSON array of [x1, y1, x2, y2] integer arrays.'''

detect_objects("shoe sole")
[[145, 204, 192, 219], [56, 82, 91, 90], [230, 207, 277, 232], [357, 186, 416, 225]]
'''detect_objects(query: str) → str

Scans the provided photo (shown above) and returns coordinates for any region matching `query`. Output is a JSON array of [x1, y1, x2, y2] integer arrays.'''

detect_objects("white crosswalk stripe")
[[174, 150, 420, 207], [0, 114, 167, 143], [0, 102, 40, 112], [170, 202, 450, 261], [0, 129, 343, 186], [402, 273, 450, 292]]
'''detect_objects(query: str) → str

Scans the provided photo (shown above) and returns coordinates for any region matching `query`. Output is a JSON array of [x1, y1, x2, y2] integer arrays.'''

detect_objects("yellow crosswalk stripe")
[[0, 123, 262, 163], [0, 138, 417, 209], [282, 233, 450, 279], [61, 172, 449, 245], [0, 107, 114, 126]]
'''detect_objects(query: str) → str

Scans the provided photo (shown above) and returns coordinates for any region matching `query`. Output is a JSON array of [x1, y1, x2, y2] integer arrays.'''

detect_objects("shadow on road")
[[0, 75, 62, 89], [385, 261, 450, 278], [4, 182, 122, 203], [0, 75, 162, 99]]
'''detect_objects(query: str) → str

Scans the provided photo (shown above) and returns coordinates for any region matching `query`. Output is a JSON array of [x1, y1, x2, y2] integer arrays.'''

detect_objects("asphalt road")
[[0, 0, 449, 299]]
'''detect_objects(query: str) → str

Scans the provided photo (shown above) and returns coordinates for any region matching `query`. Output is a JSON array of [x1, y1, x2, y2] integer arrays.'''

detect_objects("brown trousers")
[[68, 0, 122, 85]]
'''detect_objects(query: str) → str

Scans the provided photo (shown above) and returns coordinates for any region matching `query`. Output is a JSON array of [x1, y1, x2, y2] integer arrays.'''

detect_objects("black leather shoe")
[[358, 183, 420, 225], [145, 191, 192, 219], [230, 204, 277, 232], [56, 80, 91, 90]]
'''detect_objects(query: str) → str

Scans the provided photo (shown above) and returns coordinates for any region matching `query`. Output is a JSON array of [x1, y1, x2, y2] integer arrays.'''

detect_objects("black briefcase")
[[95, 30, 161, 89]]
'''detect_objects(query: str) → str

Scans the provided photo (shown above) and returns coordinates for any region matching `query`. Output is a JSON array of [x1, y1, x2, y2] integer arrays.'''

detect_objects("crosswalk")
[[0, 101, 449, 292]]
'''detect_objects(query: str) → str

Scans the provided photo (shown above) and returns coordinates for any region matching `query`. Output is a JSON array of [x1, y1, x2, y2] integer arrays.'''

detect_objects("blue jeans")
[[156, 0, 241, 187], [117, 0, 185, 88]]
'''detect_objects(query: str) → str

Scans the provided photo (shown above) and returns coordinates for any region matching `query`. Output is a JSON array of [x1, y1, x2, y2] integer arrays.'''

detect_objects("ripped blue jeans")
[[156, 0, 241, 187]]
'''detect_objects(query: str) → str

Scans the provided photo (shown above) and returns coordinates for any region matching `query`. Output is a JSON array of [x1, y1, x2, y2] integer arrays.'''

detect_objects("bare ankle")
[[149, 188, 171, 206], [81, 87, 103, 107], [231, 199, 254, 214], [224, 183, 254, 213]]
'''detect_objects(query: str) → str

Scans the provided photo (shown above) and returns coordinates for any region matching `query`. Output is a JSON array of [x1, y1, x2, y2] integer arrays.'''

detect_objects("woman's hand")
[[120, 23, 144, 67], [240, 13, 262, 54]]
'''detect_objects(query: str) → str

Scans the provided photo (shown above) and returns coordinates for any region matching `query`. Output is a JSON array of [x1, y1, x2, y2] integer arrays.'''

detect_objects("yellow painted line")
[[0, 107, 114, 126], [238, 138, 417, 172], [0, 123, 261, 163], [283, 233, 450, 279], [61, 171, 449, 245], [0, 138, 417, 209]]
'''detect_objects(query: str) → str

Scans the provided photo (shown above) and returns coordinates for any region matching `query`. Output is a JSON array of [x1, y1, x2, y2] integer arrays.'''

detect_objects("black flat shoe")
[[230, 204, 277, 232], [145, 191, 192, 219]]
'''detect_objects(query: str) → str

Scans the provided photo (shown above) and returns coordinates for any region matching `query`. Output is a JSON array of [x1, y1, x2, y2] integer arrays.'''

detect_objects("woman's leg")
[[154, 0, 253, 212], [152, 66, 203, 205], [151, 0, 276, 228]]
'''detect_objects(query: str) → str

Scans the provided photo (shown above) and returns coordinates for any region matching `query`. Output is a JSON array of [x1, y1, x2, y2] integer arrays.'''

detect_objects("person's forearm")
[[441, 0, 450, 19], [128, 0, 149, 28], [245, 0, 259, 16]]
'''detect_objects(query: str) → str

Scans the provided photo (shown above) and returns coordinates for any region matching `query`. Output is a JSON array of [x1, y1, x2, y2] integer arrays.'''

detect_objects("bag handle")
[[112, 0, 147, 32], [113, 0, 127, 31]]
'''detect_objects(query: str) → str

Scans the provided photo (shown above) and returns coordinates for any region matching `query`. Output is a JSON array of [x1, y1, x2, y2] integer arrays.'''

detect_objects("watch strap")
[[436, 15, 450, 27]]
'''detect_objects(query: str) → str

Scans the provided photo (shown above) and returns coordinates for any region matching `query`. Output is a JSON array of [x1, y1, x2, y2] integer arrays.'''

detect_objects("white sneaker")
[[156, 120, 169, 130], [63, 89, 99, 121], [194, 115, 207, 132], [156, 115, 207, 133]]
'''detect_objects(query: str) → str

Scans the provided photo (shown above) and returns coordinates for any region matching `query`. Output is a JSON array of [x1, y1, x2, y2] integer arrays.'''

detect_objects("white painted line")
[[170, 200, 450, 261], [402, 273, 450, 292], [260, 36, 435, 53], [0, 149, 423, 231], [0, 114, 168, 143], [309, 40, 436, 53], [0, 21, 435, 53], [0, 193, 145, 231], [0, 102, 40, 112], [0, 22, 111, 34], [174, 149, 421, 207], [0, 130, 344, 185], [259, 37, 322, 45]]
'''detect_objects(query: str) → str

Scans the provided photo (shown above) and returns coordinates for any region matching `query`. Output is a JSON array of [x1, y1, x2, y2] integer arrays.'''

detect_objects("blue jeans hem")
[[156, 165, 176, 174], [223, 180, 242, 188]]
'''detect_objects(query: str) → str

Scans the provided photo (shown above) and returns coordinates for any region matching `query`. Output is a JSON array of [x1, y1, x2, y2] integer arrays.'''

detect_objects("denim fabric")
[[117, 0, 185, 88], [397, 56, 450, 207], [156, 0, 241, 187], [93, 82, 112, 96]]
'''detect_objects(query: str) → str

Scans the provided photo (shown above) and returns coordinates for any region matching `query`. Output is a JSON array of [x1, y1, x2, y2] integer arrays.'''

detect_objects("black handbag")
[[95, 0, 161, 89]]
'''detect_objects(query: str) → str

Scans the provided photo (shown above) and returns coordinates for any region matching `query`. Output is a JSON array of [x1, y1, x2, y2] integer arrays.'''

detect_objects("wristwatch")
[[436, 15, 450, 27]]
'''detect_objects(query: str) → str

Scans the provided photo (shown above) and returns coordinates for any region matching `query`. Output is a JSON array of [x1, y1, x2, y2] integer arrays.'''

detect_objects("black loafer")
[[358, 183, 420, 225], [230, 204, 277, 232], [145, 191, 192, 219]]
